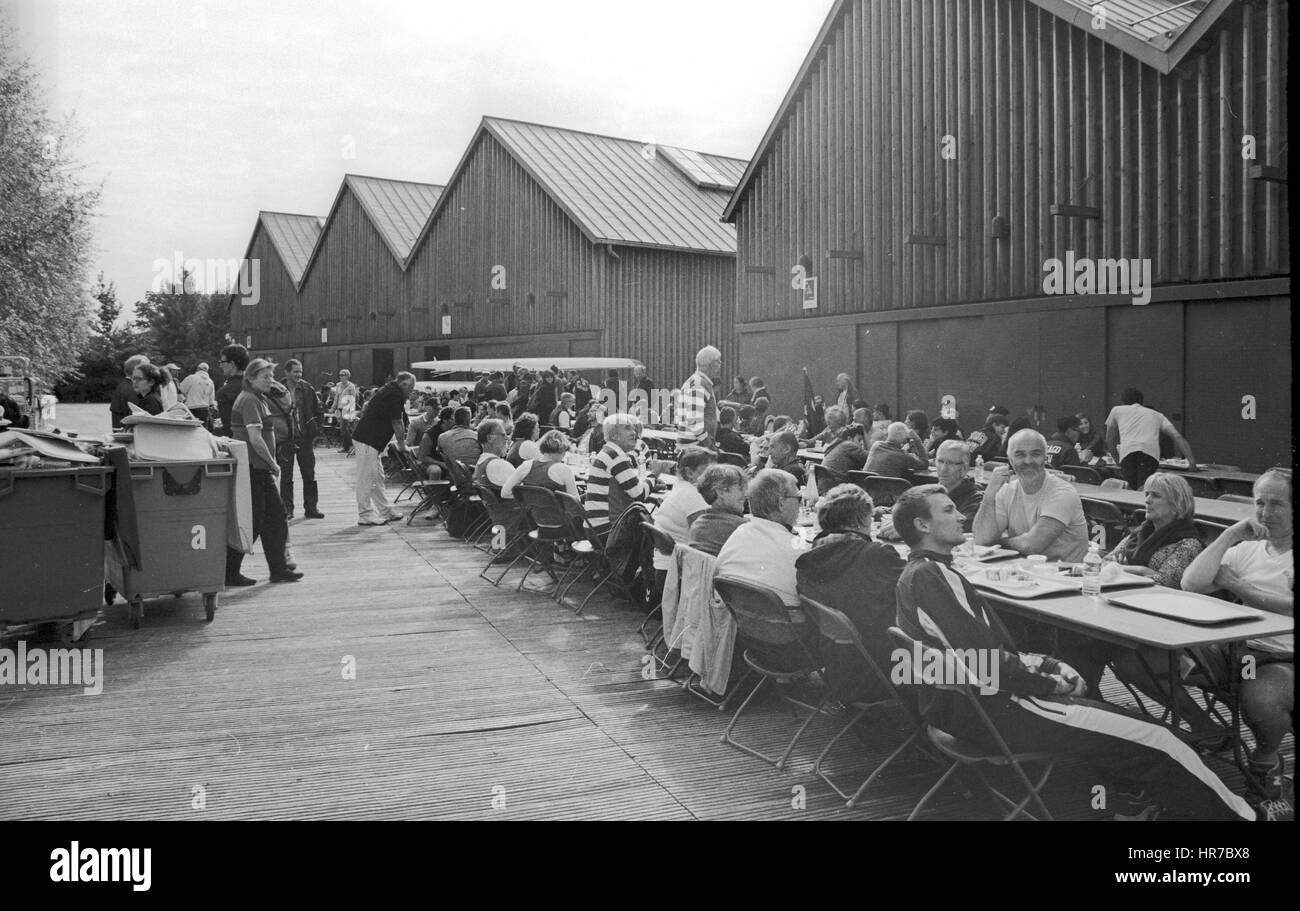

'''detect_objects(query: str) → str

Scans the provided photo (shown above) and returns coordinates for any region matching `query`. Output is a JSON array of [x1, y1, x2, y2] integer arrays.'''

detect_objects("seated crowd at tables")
[[376, 351, 1290, 821]]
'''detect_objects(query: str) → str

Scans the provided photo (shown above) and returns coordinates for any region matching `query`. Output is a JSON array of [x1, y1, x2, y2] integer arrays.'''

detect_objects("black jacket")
[[215, 375, 243, 437]]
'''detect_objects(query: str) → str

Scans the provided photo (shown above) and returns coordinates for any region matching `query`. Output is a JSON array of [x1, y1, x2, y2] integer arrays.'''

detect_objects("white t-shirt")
[[1221, 540, 1294, 653], [1106, 403, 1175, 462], [651, 481, 708, 571], [993, 472, 1090, 563]]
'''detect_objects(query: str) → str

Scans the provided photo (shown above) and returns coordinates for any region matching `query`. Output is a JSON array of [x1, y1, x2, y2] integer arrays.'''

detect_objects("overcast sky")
[[5, 0, 834, 311]]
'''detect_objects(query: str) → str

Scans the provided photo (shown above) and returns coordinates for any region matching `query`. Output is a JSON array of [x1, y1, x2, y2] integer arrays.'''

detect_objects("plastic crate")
[[0, 466, 112, 625], [105, 458, 235, 625]]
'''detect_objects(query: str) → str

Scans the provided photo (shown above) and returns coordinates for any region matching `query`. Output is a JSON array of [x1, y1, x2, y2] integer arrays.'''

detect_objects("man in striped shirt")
[[584, 413, 649, 538], [676, 345, 722, 449]]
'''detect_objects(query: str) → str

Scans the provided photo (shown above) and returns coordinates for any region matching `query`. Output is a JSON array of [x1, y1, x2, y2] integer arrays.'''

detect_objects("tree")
[[54, 273, 143, 402], [132, 268, 231, 369], [0, 20, 101, 388]]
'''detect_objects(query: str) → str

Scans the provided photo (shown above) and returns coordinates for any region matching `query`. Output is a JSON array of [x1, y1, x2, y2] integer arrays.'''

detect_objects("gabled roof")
[[411, 116, 746, 259], [723, 0, 1237, 222], [255, 212, 325, 285], [298, 175, 444, 287], [1025, 0, 1236, 74]]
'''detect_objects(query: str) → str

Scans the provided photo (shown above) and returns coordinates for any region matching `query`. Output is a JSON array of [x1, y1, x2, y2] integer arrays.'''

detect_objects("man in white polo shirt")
[[1106, 387, 1198, 490], [974, 428, 1090, 563]]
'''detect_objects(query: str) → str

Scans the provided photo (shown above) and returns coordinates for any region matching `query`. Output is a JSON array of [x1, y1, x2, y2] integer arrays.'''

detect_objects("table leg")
[[1167, 650, 1181, 731]]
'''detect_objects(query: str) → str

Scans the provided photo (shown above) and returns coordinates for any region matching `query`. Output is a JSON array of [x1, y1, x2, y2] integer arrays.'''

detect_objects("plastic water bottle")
[[975, 455, 985, 482], [1081, 543, 1103, 596]]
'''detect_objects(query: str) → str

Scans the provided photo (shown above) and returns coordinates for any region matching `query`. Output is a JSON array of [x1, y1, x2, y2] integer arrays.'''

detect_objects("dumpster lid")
[[0, 430, 101, 463]]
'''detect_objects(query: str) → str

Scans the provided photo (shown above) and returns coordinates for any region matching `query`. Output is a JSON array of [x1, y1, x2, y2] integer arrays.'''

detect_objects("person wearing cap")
[[179, 362, 216, 428], [676, 346, 722, 449], [228, 358, 302, 584], [352, 371, 417, 526], [333, 369, 358, 454]]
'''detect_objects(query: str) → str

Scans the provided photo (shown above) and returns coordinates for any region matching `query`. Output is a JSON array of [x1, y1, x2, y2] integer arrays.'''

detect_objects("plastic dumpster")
[[104, 458, 235, 627], [0, 465, 113, 641]]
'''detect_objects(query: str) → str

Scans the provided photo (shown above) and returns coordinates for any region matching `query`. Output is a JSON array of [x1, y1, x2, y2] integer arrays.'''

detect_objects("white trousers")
[[354, 441, 393, 522]]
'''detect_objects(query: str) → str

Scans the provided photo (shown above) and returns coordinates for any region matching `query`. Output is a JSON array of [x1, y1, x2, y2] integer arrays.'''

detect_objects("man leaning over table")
[[974, 429, 1089, 563], [893, 485, 1285, 821], [1105, 387, 1198, 491], [1182, 469, 1294, 802]]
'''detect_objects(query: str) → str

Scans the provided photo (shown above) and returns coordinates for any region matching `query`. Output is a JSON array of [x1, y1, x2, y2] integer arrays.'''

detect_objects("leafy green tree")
[[132, 268, 231, 370], [0, 20, 101, 387], [54, 273, 143, 402]]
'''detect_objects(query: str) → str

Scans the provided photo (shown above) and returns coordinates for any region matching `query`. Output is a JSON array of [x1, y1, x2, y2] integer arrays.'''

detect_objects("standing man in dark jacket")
[[277, 359, 324, 519], [215, 344, 248, 437], [352, 371, 416, 526]]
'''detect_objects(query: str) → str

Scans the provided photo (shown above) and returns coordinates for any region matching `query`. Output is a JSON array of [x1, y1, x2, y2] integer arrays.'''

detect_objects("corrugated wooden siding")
[[602, 248, 738, 391], [732, 0, 1288, 322], [230, 224, 302, 353], [408, 133, 601, 347]]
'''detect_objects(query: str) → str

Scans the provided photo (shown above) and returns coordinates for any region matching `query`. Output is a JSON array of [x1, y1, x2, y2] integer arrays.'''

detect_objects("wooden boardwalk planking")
[[1, 426, 1290, 820]]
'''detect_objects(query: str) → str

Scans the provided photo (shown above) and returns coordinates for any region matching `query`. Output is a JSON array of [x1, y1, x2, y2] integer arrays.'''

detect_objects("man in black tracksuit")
[[891, 484, 1265, 821]]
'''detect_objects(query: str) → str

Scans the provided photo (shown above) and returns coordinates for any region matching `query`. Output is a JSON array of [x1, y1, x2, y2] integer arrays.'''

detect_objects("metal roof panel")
[[259, 212, 325, 284]]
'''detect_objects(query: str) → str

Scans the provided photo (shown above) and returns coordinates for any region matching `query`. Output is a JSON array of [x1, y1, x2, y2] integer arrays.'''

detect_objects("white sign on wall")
[[441, 315, 452, 336], [802, 277, 818, 311]]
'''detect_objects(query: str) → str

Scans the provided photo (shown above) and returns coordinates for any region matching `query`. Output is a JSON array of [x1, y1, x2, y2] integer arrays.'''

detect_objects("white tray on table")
[[1104, 590, 1263, 626]]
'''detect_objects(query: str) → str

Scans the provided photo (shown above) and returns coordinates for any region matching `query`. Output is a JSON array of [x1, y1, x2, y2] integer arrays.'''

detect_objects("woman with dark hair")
[[130, 362, 167, 415], [506, 413, 541, 466], [724, 375, 749, 406], [926, 417, 963, 457], [998, 416, 1034, 459], [1075, 413, 1106, 463], [905, 409, 930, 440], [871, 403, 892, 436]]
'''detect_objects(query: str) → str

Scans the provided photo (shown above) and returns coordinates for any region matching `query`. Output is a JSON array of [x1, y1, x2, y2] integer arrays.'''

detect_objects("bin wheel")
[[172, 591, 184, 599], [57, 622, 86, 646], [105, 584, 117, 606], [203, 593, 218, 623], [129, 599, 143, 630]]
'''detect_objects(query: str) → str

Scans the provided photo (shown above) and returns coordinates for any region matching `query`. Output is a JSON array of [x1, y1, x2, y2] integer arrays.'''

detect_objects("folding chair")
[[510, 485, 590, 596], [846, 470, 877, 492], [640, 521, 675, 646], [476, 485, 532, 586], [801, 597, 925, 807], [862, 476, 911, 509], [811, 462, 847, 496], [1080, 497, 1129, 550], [566, 503, 653, 616], [1218, 494, 1253, 504], [713, 577, 826, 769], [887, 628, 1057, 820], [717, 451, 748, 469], [443, 459, 493, 547], [1060, 464, 1102, 486]]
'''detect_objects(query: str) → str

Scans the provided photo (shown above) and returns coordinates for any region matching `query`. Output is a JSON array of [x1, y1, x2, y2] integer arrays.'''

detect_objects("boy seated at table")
[[894, 484, 1290, 821]]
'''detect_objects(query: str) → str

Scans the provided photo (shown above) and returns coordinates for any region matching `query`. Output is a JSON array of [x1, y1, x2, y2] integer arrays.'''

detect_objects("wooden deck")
[[0, 420, 1288, 819]]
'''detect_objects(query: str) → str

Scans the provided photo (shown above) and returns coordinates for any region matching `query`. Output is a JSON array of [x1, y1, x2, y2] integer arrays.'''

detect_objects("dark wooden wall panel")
[[1106, 303, 1186, 426], [731, 0, 1289, 324]]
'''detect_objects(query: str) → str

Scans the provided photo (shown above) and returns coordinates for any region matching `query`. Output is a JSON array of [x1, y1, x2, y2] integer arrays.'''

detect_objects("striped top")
[[675, 371, 717, 447], [583, 441, 648, 531]]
